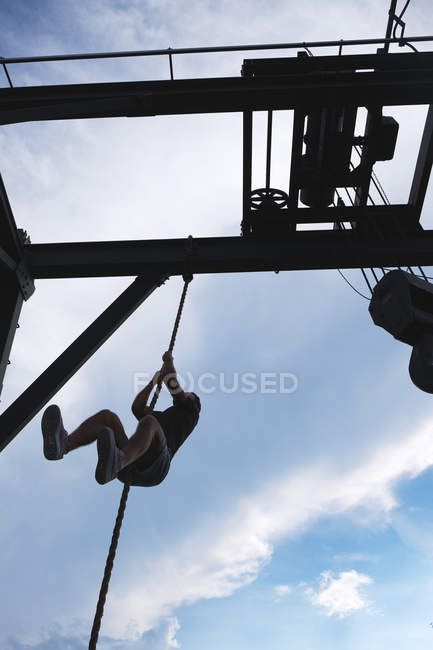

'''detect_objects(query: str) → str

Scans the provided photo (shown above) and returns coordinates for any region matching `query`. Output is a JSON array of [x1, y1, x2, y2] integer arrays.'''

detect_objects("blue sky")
[[1, 0, 433, 648]]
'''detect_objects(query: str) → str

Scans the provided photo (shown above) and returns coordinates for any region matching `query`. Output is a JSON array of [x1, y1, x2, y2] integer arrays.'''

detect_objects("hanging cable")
[[384, 267, 433, 280], [391, 0, 419, 51], [336, 187, 384, 286], [402, 41, 419, 52], [334, 194, 374, 298], [360, 267, 375, 292], [392, 0, 412, 38], [342, 186, 384, 281], [337, 269, 370, 300]]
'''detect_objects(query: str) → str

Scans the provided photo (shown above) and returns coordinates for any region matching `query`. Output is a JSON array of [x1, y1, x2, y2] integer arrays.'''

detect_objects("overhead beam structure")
[[0, 38, 433, 453], [1, 52, 433, 125], [24, 230, 433, 278], [0, 272, 167, 452]]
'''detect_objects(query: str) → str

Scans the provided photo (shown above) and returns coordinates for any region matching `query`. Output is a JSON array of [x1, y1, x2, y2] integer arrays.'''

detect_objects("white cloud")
[[274, 584, 292, 600], [4, 617, 181, 649], [101, 417, 433, 638], [390, 511, 433, 560], [332, 553, 379, 563], [305, 570, 373, 618]]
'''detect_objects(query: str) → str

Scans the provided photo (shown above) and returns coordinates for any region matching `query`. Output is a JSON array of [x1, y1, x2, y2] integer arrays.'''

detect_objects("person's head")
[[186, 392, 201, 412]]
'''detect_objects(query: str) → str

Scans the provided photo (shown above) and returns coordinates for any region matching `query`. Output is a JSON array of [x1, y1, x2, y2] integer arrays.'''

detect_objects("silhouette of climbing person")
[[41, 351, 201, 486]]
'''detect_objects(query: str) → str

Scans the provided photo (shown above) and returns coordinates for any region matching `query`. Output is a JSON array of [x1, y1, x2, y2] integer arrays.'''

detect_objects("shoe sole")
[[95, 428, 116, 485], [41, 405, 63, 460]]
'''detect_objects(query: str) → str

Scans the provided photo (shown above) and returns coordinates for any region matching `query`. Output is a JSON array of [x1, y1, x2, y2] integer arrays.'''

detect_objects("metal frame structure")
[[240, 52, 433, 236], [1, 28, 433, 454]]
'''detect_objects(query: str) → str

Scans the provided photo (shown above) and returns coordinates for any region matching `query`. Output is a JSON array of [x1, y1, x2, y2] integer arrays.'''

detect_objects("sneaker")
[[41, 404, 69, 460], [95, 427, 124, 485]]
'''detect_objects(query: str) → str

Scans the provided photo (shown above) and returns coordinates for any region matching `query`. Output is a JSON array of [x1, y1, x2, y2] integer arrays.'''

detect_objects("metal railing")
[[1, 34, 433, 87]]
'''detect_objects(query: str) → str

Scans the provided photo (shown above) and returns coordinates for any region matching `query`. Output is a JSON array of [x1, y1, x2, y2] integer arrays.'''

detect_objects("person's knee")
[[96, 409, 118, 426]]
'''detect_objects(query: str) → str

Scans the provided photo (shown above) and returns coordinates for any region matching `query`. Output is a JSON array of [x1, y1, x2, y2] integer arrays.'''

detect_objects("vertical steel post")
[[266, 110, 273, 189], [409, 104, 433, 220], [288, 109, 304, 211], [242, 111, 253, 235], [0, 274, 23, 397], [383, 0, 398, 53], [0, 175, 33, 400]]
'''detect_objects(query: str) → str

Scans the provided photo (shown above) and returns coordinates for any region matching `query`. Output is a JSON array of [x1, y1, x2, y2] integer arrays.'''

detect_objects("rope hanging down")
[[88, 274, 193, 650]]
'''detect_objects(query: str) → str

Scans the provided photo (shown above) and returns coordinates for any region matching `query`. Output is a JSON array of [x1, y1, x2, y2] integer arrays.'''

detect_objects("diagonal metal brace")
[[0, 271, 168, 453]]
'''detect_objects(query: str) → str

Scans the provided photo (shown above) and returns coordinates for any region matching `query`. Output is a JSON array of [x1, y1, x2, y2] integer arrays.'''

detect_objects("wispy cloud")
[[101, 417, 433, 638], [332, 553, 379, 564], [273, 584, 292, 602], [4, 617, 180, 649], [304, 570, 373, 618]]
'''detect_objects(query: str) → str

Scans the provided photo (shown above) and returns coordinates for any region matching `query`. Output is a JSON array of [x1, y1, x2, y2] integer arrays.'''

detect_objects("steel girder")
[[23, 230, 433, 278], [1, 52, 433, 125]]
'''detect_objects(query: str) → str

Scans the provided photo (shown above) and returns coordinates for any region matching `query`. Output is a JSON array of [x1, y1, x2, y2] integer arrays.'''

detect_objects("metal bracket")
[[14, 229, 35, 300], [182, 235, 196, 283], [15, 259, 35, 300]]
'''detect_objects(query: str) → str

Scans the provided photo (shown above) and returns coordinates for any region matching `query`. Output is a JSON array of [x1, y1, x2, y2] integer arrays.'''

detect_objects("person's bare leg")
[[122, 415, 165, 467], [65, 409, 127, 454]]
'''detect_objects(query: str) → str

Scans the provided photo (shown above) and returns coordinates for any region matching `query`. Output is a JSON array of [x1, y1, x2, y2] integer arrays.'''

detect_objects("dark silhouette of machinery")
[[241, 49, 405, 236], [370, 270, 433, 393], [300, 108, 398, 209], [249, 188, 294, 235]]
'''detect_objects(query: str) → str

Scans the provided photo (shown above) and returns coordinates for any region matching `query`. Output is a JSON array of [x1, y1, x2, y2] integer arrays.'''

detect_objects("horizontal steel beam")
[[0, 271, 167, 453], [244, 205, 415, 235], [25, 231, 433, 278], [242, 51, 433, 76], [1, 59, 433, 125]]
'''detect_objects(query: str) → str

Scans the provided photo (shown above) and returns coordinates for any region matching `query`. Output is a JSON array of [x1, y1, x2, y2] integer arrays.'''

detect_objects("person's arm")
[[162, 351, 187, 406], [131, 371, 160, 420]]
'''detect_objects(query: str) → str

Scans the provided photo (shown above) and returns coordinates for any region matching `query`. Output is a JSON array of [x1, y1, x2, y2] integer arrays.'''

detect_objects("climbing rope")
[[88, 480, 130, 649], [88, 274, 193, 650], [149, 272, 193, 410]]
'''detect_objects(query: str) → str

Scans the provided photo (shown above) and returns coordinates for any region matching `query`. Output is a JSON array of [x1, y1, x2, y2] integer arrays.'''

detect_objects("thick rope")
[[88, 481, 130, 649], [88, 275, 192, 650], [150, 274, 192, 409]]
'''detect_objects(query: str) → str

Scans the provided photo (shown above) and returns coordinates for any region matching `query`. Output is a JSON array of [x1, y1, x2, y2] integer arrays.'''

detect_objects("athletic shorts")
[[117, 438, 171, 487], [116, 397, 199, 487]]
